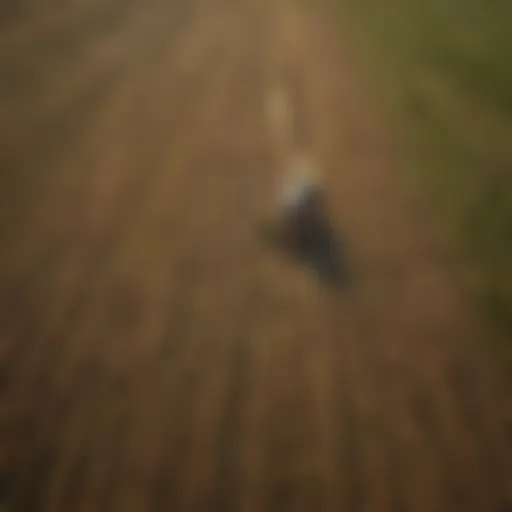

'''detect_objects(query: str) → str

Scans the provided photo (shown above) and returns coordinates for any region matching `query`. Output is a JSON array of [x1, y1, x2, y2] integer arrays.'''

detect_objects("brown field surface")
[[0, 0, 511, 510]]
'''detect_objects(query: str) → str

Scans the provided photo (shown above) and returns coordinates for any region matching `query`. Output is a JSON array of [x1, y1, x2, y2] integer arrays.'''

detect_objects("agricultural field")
[[337, 0, 512, 346], [0, 0, 510, 510]]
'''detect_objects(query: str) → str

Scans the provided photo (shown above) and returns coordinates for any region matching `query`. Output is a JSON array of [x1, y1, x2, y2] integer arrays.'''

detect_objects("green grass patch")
[[333, 0, 512, 349]]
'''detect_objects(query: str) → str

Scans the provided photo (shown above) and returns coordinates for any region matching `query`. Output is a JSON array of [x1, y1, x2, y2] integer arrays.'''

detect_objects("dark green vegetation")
[[337, 0, 512, 351]]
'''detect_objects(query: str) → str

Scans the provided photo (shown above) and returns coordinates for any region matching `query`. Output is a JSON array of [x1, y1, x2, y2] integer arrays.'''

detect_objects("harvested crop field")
[[0, 0, 511, 510]]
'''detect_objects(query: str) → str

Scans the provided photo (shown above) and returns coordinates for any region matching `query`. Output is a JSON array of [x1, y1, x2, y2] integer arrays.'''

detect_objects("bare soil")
[[0, 0, 511, 510]]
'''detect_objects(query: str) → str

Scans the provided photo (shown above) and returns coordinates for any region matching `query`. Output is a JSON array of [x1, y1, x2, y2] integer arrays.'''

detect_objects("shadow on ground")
[[260, 211, 351, 289]]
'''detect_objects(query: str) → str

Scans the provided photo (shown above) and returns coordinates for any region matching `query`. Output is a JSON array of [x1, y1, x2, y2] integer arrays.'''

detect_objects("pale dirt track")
[[0, 0, 511, 510]]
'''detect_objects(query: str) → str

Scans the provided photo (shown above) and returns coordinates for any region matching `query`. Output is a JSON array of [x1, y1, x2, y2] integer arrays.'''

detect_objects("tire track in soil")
[[263, 2, 371, 510]]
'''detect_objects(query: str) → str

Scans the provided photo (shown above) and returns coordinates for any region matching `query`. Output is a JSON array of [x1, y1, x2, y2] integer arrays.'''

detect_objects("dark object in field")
[[263, 176, 348, 287]]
